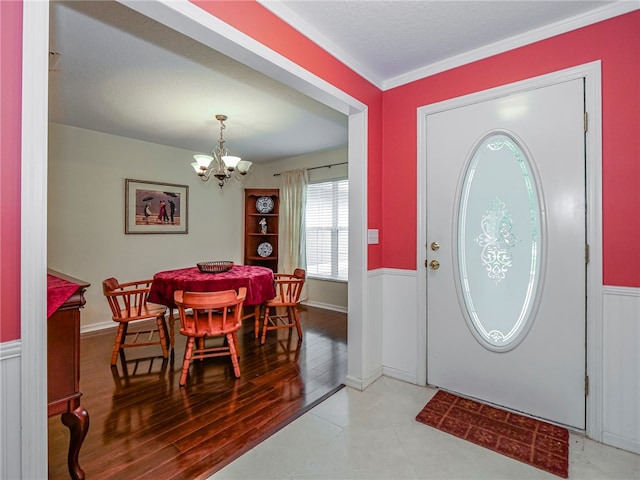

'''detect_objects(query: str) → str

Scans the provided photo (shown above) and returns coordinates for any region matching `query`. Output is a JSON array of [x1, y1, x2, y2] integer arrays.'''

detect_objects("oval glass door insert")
[[456, 132, 543, 351]]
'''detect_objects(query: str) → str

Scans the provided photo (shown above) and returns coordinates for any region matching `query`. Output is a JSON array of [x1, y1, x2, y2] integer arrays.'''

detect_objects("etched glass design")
[[457, 133, 542, 350], [474, 197, 520, 284]]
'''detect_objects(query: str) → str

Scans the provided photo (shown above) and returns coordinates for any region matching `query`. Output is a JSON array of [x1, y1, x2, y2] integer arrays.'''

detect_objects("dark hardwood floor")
[[48, 305, 347, 479]]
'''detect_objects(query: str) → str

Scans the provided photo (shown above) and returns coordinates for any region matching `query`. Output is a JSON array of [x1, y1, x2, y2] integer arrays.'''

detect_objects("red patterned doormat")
[[416, 390, 569, 478]]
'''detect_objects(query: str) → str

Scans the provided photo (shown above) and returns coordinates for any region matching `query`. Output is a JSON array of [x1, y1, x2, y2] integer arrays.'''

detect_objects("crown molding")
[[257, 0, 384, 88], [384, 2, 638, 90], [259, 1, 638, 91]]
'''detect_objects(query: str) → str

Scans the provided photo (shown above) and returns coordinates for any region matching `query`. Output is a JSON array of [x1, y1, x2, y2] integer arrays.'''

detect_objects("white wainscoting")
[[345, 268, 385, 390], [602, 286, 640, 454], [366, 268, 384, 386], [377, 267, 640, 455], [380, 268, 420, 384], [0, 340, 22, 479], [302, 300, 348, 314]]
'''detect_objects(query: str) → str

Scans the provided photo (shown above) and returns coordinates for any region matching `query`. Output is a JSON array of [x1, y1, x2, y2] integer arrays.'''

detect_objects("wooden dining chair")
[[174, 287, 247, 386], [102, 278, 170, 366], [260, 268, 306, 345]]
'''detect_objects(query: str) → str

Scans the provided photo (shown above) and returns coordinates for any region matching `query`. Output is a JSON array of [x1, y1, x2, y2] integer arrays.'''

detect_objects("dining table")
[[148, 264, 276, 347]]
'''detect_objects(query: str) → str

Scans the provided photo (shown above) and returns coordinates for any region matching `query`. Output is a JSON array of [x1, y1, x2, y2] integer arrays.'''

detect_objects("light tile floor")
[[210, 376, 640, 479]]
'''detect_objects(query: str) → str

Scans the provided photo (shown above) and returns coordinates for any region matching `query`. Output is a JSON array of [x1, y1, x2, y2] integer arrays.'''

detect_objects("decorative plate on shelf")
[[257, 241, 273, 257], [256, 196, 274, 214]]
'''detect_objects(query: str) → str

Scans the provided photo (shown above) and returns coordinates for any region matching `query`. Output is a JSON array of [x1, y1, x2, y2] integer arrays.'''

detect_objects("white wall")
[[48, 123, 248, 330], [48, 124, 348, 331], [247, 147, 348, 188]]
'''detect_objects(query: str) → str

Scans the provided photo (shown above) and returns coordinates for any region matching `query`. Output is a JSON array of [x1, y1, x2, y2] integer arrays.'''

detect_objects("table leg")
[[61, 405, 89, 480], [254, 305, 261, 339], [168, 309, 175, 349]]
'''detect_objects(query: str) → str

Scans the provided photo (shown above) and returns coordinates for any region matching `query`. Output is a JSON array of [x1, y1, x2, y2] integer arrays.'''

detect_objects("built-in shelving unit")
[[243, 188, 279, 272]]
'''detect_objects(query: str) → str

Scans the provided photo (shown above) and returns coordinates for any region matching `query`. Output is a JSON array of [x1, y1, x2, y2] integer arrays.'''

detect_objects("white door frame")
[[416, 62, 603, 440], [21, 1, 369, 476]]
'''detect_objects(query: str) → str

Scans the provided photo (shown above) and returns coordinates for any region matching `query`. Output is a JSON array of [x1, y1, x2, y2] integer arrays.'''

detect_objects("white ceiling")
[[262, 0, 620, 89], [48, 1, 349, 164], [48, 0, 630, 165]]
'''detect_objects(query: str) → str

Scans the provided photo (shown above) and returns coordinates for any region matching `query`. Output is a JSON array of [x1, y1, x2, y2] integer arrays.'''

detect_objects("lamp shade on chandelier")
[[192, 114, 252, 187]]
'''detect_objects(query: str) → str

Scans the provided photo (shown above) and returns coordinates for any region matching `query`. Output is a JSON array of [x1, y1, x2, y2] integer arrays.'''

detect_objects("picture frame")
[[125, 179, 188, 234]]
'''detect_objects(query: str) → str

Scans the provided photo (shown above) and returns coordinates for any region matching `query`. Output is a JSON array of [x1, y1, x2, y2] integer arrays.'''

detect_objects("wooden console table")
[[47, 270, 90, 480]]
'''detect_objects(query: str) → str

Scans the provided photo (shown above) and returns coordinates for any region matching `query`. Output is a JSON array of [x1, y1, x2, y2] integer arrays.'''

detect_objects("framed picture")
[[125, 179, 188, 234]]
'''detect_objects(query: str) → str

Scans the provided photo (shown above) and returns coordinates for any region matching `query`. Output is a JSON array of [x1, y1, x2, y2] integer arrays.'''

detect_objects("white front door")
[[426, 79, 586, 429]]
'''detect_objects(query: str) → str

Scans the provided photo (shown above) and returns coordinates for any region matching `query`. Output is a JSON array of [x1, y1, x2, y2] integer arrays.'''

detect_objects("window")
[[305, 179, 348, 281]]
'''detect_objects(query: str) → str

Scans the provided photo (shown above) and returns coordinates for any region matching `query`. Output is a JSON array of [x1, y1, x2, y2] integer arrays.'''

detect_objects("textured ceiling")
[[48, 0, 629, 165], [263, 0, 617, 87]]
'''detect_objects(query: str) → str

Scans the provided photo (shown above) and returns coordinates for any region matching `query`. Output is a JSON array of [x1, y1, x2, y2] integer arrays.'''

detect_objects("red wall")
[[2, 4, 637, 343], [0, 0, 23, 342], [381, 11, 640, 287], [196, 2, 639, 286]]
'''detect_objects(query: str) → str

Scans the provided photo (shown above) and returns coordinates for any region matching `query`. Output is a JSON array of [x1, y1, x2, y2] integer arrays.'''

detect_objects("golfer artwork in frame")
[[125, 179, 188, 234]]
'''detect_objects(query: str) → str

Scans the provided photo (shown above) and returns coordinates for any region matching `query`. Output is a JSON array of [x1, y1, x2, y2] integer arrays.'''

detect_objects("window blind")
[[305, 179, 348, 281]]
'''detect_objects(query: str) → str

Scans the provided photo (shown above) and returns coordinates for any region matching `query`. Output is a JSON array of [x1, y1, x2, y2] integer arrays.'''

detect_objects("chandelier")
[[192, 114, 252, 188]]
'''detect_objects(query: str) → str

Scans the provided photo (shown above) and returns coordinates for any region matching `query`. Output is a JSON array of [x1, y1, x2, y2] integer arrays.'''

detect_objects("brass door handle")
[[429, 260, 440, 270]]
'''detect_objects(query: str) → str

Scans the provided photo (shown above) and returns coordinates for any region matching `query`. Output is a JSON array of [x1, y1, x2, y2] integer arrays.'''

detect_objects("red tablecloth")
[[148, 265, 275, 308], [47, 274, 80, 318]]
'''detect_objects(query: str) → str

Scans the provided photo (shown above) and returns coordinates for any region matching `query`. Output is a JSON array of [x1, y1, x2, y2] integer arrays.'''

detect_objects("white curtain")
[[279, 169, 308, 274]]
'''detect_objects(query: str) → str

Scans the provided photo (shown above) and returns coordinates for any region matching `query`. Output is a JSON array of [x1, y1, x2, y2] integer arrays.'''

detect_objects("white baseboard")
[[302, 300, 348, 313], [82, 302, 347, 335], [602, 431, 640, 455], [345, 367, 383, 391], [382, 366, 418, 385], [81, 320, 115, 334]]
